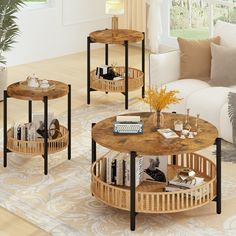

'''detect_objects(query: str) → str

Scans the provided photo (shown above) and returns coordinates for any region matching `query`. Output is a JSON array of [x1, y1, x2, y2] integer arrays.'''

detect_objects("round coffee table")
[[91, 112, 221, 231]]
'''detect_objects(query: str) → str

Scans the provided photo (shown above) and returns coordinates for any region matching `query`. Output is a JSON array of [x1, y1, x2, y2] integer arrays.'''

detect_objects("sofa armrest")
[[149, 50, 180, 87]]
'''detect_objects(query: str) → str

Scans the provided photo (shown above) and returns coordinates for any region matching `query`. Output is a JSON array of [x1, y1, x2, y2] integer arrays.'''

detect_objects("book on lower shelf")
[[165, 176, 208, 199], [168, 176, 205, 189], [142, 155, 167, 183], [105, 151, 143, 187], [104, 151, 168, 187]]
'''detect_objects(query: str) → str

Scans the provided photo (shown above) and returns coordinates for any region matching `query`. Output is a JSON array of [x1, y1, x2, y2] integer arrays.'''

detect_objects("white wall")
[[6, 0, 110, 66]]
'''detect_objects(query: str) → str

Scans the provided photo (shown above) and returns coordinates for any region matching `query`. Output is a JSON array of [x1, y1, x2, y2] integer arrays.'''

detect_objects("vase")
[[154, 110, 164, 130]]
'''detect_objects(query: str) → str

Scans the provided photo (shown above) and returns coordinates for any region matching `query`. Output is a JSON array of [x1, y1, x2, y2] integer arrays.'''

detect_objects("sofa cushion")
[[162, 79, 210, 114], [186, 87, 231, 130], [214, 20, 236, 47], [177, 37, 221, 81], [210, 43, 236, 87]]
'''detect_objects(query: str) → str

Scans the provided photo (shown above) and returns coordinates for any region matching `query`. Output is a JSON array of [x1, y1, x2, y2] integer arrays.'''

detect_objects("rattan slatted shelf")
[[91, 153, 216, 213], [90, 67, 143, 93], [7, 125, 68, 155]]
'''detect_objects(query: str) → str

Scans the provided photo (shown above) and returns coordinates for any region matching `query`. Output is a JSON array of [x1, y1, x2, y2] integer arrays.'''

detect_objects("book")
[[111, 159, 117, 185], [115, 153, 125, 186], [169, 176, 205, 189], [116, 116, 140, 122], [142, 156, 168, 183], [124, 155, 143, 187], [158, 129, 179, 139], [105, 151, 119, 184], [165, 184, 209, 200]]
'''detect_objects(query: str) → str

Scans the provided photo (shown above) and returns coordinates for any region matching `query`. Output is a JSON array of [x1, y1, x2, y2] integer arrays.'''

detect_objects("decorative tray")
[[19, 80, 55, 91]]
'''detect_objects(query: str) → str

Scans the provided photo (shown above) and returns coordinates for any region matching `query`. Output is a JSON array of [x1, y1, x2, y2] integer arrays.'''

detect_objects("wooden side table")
[[3, 80, 71, 175], [91, 112, 221, 231], [87, 29, 145, 109]]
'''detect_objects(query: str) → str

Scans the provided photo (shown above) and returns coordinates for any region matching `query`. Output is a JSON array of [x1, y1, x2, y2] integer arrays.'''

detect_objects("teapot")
[[27, 74, 39, 88]]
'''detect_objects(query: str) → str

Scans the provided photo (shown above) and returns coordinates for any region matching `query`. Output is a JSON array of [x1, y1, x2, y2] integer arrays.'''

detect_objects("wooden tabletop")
[[89, 29, 144, 44], [7, 80, 69, 101], [92, 112, 218, 156]]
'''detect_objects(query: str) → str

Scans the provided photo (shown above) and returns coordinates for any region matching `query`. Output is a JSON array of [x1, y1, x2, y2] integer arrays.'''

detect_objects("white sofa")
[[150, 21, 236, 143]]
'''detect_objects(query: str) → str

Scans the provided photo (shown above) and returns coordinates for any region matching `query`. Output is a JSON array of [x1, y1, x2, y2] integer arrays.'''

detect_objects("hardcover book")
[[158, 129, 179, 139], [142, 156, 168, 183]]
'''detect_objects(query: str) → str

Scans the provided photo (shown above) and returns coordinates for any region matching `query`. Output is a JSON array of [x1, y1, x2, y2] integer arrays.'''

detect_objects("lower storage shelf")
[[91, 153, 216, 213], [7, 125, 68, 156], [90, 66, 144, 93]]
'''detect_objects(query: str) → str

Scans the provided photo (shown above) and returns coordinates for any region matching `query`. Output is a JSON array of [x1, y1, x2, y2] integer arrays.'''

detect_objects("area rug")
[[0, 99, 236, 236]]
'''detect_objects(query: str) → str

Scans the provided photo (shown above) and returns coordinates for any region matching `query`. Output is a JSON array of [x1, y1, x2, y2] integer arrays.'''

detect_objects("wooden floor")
[[0, 45, 149, 235]]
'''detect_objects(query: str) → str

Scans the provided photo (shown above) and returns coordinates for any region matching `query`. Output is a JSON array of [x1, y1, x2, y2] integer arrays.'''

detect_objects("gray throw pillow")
[[210, 43, 236, 87]]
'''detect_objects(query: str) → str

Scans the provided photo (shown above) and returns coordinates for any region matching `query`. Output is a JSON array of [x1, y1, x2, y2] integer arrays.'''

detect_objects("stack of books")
[[166, 176, 208, 199], [102, 151, 168, 188], [105, 151, 143, 187], [166, 176, 205, 191], [13, 122, 36, 141]]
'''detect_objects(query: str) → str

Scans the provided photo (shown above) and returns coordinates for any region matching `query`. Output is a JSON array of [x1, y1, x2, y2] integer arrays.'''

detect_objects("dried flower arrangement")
[[142, 87, 182, 111], [142, 87, 182, 129]]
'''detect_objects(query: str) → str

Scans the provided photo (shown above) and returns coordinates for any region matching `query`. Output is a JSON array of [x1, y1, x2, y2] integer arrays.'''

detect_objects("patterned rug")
[[0, 99, 236, 236]]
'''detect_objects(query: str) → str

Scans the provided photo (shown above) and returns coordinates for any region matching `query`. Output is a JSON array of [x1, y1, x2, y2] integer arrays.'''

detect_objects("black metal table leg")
[[43, 96, 48, 175], [105, 44, 109, 65], [28, 100, 32, 123], [91, 123, 96, 164], [3, 90, 8, 167], [216, 137, 221, 214], [68, 84, 71, 160], [87, 36, 91, 105], [130, 151, 137, 231], [125, 40, 129, 110], [142, 32, 145, 98]]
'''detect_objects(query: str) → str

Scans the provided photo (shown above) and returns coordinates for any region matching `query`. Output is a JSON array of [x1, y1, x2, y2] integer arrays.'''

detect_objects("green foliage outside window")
[[170, 0, 236, 39], [24, 0, 47, 2], [0, 0, 24, 65]]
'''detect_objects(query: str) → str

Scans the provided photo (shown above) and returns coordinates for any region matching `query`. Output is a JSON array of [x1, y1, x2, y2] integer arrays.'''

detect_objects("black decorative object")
[[49, 119, 61, 139], [37, 121, 49, 139]]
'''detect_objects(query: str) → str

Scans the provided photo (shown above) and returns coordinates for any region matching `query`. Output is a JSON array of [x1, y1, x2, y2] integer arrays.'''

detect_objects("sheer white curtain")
[[120, 0, 163, 53], [119, 0, 146, 32], [147, 0, 163, 53]]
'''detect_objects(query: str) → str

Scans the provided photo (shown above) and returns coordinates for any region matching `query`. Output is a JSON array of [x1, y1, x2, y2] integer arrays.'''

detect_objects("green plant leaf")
[[0, 0, 24, 65]]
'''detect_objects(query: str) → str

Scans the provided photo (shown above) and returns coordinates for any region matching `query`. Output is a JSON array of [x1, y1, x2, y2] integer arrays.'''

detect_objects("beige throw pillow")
[[178, 37, 221, 81], [210, 43, 236, 87]]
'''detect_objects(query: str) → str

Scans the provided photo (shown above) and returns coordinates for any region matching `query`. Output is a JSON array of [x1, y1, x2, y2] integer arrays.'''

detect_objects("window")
[[24, 0, 47, 2], [169, 0, 236, 39], [23, 0, 51, 10]]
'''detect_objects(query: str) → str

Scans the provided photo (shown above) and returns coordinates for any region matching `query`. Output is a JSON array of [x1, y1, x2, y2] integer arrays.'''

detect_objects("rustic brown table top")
[[92, 112, 218, 156], [89, 29, 144, 44], [7, 80, 69, 101]]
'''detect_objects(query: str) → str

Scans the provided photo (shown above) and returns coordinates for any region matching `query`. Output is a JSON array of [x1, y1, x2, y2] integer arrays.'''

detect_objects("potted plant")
[[0, 0, 24, 101], [142, 87, 182, 129]]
